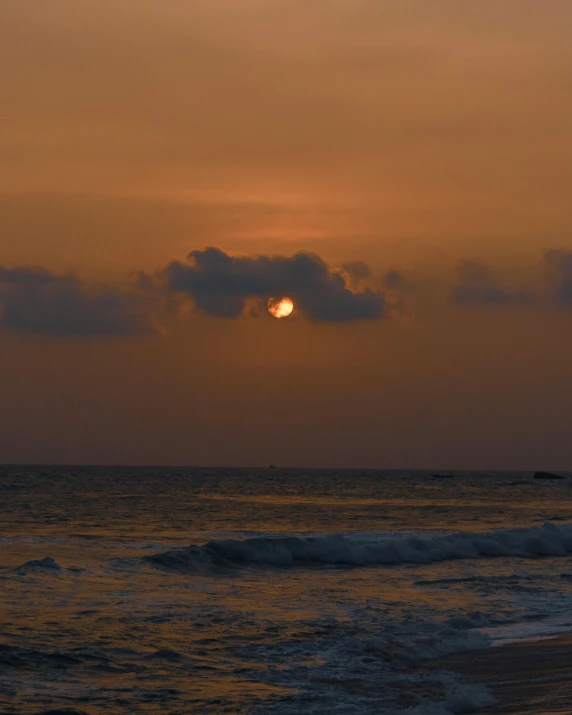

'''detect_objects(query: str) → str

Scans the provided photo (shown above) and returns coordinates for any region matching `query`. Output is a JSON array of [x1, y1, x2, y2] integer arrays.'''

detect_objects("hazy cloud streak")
[[545, 250, 572, 306], [451, 261, 536, 307]]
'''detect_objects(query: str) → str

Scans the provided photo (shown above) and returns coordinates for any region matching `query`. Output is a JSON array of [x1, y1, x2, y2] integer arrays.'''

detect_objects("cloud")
[[545, 250, 572, 305], [163, 247, 386, 322], [341, 260, 372, 289], [382, 269, 406, 290], [0, 266, 153, 337], [451, 261, 535, 307]]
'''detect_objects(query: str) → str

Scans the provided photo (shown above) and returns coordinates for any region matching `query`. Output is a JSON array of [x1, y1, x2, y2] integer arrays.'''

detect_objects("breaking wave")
[[13, 557, 62, 574], [146, 521, 572, 572]]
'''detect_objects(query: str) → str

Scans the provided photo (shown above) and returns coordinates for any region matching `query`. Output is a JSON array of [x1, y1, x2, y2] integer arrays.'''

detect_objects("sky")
[[1, 0, 572, 468]]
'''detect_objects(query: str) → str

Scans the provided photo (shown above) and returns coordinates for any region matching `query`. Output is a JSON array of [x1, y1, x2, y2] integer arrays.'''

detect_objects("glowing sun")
[[268, 296, 294, 319]]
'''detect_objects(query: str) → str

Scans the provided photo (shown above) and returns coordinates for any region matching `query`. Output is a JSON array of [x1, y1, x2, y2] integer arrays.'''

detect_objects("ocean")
[[2, 466, 572, 714]]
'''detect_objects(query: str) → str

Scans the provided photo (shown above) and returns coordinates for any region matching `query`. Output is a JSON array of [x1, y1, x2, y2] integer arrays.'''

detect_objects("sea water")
[[2, 466, 572, 714]]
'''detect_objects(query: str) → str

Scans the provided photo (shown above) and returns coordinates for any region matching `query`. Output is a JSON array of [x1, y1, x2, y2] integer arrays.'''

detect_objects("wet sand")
[[426, 635, 572, 714]]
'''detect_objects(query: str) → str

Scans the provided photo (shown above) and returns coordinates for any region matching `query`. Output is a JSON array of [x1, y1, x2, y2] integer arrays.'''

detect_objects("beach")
[[427, 635, 572, 714]]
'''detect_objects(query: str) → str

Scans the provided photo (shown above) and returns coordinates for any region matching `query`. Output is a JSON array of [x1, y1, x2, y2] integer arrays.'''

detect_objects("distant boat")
[[431, 472, 454, 478], [268, 464, 277, 469]]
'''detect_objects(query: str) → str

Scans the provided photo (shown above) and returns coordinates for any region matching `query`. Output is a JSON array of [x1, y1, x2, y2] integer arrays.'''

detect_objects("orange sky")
[[1, 1, 572, 468]]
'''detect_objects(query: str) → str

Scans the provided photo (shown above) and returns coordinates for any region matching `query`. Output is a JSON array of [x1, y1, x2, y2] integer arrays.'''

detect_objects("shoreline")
[[425, 634, 572, 714]]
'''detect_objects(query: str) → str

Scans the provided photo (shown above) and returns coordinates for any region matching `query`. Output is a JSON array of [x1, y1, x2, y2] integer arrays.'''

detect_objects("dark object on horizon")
[[431, 472, 454, 479], [269, 464, 277, 469], [533, 471, 566, 480]]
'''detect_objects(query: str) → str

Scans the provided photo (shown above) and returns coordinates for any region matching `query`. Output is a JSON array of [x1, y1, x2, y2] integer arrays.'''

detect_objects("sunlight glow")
[[268, 297, 294, 319]]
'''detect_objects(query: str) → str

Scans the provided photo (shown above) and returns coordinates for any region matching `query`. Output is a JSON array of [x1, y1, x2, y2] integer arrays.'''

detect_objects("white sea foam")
[[444, 682, 497, 713], [400, 681, 497, 715], [250, 619, 494, 715], [148, 521, 572, 571]]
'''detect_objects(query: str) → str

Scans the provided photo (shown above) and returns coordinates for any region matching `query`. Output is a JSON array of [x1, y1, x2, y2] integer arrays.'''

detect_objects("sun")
[[268, 296, 294, 319]]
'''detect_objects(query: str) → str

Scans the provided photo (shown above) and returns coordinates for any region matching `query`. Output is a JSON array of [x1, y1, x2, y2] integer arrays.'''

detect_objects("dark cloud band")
[[3, 249, 572, 338], [0, 266, 153, 337]]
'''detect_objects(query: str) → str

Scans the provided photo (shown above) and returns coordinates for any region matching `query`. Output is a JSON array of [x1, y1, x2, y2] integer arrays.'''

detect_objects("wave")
[[146, 521, 572, 572], [13, 557, 62, 574]]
